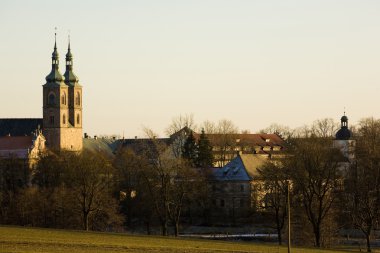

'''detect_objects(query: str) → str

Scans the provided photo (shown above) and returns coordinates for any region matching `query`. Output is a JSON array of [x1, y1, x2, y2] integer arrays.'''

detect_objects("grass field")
[[0, 226, 365, 253]]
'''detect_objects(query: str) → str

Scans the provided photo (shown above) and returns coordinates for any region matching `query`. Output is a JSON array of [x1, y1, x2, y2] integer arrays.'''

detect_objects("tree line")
[[258, 117, 380, 252], [1, 115, 380, 252]]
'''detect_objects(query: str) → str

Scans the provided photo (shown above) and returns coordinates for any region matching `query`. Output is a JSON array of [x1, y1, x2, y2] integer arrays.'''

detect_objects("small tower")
[[334, 112, 355, 162], [64, 38, 83, 151]]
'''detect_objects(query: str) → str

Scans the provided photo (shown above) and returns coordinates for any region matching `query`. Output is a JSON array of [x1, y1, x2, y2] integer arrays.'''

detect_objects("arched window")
[[76, 114, 80, 125], [75, 92, 81, 106], [61, 92, 67, 105], [48, 93, 56, 105], [63, 114, 66, 124]]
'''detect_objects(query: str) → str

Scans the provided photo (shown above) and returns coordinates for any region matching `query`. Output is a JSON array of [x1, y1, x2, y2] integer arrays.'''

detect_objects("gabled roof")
[[0, 118, 43, 137], [203, 133, 283, 146], [209, 154, 268, 182], [210, 156, 251, 181], [121, 138, 171, 156], [83, 138, 121, 157], [239, 154, 267, 177], [0, 136, 34, 150]]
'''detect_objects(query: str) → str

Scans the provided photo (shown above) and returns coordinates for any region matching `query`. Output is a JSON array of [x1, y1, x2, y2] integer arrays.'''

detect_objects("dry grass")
[[0, 226, 360, 253]]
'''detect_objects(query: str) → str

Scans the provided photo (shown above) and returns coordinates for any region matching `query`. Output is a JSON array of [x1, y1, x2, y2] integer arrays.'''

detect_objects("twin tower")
[[43, 35, 83, 151]]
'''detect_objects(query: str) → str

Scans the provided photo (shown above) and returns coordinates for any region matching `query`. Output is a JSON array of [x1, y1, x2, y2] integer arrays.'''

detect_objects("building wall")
[[60, 127, 83, 151], [210, 181, 252, 219]]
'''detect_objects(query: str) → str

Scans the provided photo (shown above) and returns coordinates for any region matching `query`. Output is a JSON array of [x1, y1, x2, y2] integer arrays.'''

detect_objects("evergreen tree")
[[182, 131, 198, 166], [196, 129, 213, 168]]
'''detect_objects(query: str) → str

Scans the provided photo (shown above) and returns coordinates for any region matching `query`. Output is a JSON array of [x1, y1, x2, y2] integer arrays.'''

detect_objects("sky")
[[0, 0, 379, 137]]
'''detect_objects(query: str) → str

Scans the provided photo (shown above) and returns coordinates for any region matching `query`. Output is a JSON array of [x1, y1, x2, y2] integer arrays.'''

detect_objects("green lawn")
[[0, 226, 362, 253]]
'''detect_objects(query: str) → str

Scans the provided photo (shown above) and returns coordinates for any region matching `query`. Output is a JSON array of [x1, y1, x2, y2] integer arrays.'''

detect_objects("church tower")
[[64, 38, 83, 150], [42, 34, 83, 151], [334, 112, 355, 162]]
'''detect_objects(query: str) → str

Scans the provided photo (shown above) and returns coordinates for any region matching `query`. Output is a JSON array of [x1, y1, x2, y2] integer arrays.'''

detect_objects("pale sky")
[[0, 0, 379, 137]]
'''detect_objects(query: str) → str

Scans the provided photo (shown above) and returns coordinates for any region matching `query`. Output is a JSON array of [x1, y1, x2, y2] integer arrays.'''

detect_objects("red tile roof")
[[0, 136, 33, 150], [193, 133, 284, 147]]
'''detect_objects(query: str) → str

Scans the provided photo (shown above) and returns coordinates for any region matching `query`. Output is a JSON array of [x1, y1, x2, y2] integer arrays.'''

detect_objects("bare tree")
[[64, 151, 121, 231], [141, 129, 205, 236], [311, 118, 339, 138], [260, 123, 294, 140], [257, 160, 289, 245], [211, 119, 239, 167], [345, 117, 380, 252], [199, 120, 217, 134], [113, 148, 148, 227], [288, 137, 342, 247], [165, 114, 196, 136], [164, 115, 196, 158]]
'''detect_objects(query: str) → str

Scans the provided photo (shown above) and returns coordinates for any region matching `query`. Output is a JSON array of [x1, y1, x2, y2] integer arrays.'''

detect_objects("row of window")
[[48, 92, 81, 106], [49, 114, 80, 125], [212, 184, 246, 192], [212, 198, 246, 208], [213, 146, 279, 152]]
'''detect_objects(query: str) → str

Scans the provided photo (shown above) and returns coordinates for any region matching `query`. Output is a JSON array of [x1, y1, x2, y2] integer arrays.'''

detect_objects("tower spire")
[[45, 28, 63, 83], [64, 32, 79, 86], [54, 27, 57, 50], [68, 30, 71, 52]]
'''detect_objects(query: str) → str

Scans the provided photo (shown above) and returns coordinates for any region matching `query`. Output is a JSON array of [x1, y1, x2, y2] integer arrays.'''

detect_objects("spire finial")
[[344, 107, 346, 116], [54, 27, 57, 49], [68, 29, 71, 50]]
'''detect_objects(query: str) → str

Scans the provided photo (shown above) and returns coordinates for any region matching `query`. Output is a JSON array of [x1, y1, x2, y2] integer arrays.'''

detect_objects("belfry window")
[[61, 92, 67, 105], [75, 92, 81, 106], [48, 93, 56, 105], [63, 114, 66, 124], [76, 114, 80, 125]]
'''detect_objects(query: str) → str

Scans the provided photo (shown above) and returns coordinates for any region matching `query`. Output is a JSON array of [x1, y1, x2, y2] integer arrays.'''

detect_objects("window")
[[63, 114, 66, 124], [75, 92, 81, 106], [61, 92, 66, 105], [49, 116, 54, 125], [220, 199, 225, 207], [240, 185, 244, 192], [76, 114, 80, 125], [240, 199, 244, 207], [48, 93, 55, 105]]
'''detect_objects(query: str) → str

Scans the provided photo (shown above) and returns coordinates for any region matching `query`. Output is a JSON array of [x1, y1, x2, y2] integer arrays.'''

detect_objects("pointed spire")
[[64, 32, 79, 85], [54, 31, 57, 49], [46, 28, 64, 83], [68, 31, 71, 50], [52, 27, 59, 61]]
